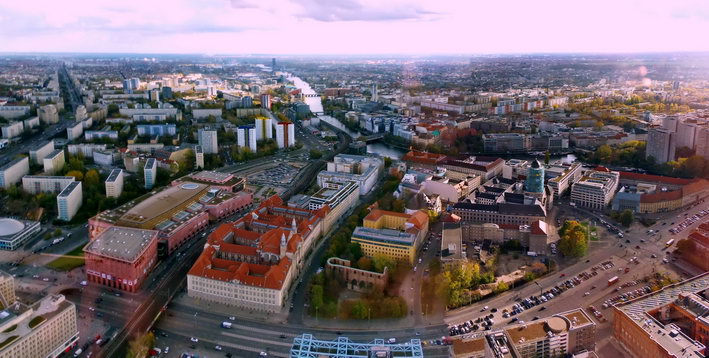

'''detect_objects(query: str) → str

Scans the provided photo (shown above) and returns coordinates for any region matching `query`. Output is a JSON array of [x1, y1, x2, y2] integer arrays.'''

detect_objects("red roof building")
[[187, 195, 328, 312]]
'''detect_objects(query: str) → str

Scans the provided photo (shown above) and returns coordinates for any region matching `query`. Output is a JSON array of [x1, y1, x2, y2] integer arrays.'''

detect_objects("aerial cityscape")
[[1, 1, 709, 358]]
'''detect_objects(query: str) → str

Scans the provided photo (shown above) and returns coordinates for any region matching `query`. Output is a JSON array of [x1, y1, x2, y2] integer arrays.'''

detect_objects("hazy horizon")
[[1, 0, 709, 55]]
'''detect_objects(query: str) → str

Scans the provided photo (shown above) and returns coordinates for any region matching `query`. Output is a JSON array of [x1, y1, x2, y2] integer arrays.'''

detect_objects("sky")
[[1, 0, 709, 55]]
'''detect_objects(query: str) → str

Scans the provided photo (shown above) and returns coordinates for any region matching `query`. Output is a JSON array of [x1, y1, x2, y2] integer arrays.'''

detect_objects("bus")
[[665, 239, 675, 248]]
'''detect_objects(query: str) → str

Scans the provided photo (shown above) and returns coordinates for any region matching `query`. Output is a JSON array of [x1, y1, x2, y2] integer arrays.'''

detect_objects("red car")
[[559, 273, 566, 278]]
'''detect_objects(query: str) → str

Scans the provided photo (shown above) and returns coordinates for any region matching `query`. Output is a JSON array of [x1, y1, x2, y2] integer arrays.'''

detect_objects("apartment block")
[[0, 157, 29, 189], [57, 181, 82, 221], [29, 140, 55, 165], [198, 128, 218, 154], [105, 169, 124, 199], [22, 176, 75, 194], [144, 158, 157, 189], [42, 149, 65, 175], [570, 168, 619, 210]]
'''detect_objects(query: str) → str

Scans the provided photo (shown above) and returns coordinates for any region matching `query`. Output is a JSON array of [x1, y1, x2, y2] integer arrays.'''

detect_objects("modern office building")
[[188, 195, 327, 312], [317, 154, 384, 196], [57, 181, 82, 221], [84, 227, 159, 292], [0, 157, 29, 189], [0, 218, 41, 251], [524, 159, 545, 194], [29, 140, 55, 165], [483, 133, 530, 152], [0, 292, 78, 358], [42, 149, 65, 175], [273, 121, 295, 148], [451, 309, 596, 358], [254, 116, 272, 140], [38, 104, 59, 124], [22, 176, 75, 194], [304, 180, 359, 233], [570, 168, 620, 210], [198, 128, 218, 154], [105, 169, 124, 198], [144, 158, 157, 189], [237, 125, 257, 152], [546, 162, 583, 199], [290, 334, 423, 358], [194, 145, 204, 169], [613, 273, 709, 358], [351, 209, 429, 264], [646, 127, 676, 163]]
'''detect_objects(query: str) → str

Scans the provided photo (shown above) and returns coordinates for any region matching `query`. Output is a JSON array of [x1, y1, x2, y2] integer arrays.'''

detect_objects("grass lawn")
[[46, 245, 85, 271]]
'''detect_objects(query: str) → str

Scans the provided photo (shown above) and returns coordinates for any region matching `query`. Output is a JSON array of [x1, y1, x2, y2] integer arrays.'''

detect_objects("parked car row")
[[603, 285, 652, 308], [669, 209, 707, 235]]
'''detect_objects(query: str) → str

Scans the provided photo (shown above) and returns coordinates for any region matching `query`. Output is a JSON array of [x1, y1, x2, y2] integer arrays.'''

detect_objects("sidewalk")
[[300, 311, 417, 331], [174, 292, 291, 325]]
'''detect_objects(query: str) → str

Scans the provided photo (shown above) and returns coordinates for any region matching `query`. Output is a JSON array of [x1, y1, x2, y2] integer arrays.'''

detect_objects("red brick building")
[[84, 227, 159, 292]]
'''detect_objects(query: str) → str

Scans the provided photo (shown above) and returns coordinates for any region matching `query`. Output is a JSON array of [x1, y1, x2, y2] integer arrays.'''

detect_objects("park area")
[[47, 245, 85, 271]]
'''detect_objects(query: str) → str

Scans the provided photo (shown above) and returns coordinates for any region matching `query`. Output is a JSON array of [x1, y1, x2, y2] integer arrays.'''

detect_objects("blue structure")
[[290, 334, 424, 358], [525, 159, 545, 193], [137, 124, 176, 136]]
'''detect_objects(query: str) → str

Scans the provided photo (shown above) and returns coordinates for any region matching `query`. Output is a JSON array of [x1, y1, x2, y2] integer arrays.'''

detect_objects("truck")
[[52, 237, 65, 245], [527, 252, 538, 257], [608, 276, 619, 286], [221, 321, 232, 329], [665, 239, 675, 248]]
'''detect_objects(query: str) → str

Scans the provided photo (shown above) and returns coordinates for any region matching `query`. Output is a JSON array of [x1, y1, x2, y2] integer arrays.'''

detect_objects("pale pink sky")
[[1, 0, 708, 54]]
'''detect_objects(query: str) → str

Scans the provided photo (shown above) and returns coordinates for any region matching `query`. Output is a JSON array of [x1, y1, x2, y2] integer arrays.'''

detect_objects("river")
[[287, 74, 407, 159]]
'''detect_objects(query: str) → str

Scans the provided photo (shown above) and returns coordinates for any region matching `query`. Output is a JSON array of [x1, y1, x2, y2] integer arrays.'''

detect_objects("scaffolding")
[[290, 334, 424, 358]]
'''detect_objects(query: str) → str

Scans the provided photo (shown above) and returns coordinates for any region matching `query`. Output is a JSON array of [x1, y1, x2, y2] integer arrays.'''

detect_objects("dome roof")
[[0, 218, 26, 237], [531, 159, 542, 169]]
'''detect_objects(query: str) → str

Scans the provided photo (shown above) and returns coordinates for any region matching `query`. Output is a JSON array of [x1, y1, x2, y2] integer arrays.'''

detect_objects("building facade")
[[237, 125, 257, 152], [22, 176, 75, 194], [0, 157, 29, 189], [42, 149, 65, 175], [144, 158, 157, 189], [57, 181, 82, 221], [105, 169, 124, 199], [570, 169, 619, 210], [198, 128, 218, 154]]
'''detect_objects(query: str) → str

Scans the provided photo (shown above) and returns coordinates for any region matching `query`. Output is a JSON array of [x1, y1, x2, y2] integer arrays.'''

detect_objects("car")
[[491, 308, 498, 313], [415, 332, 421, 336], [584, 292, 590, 296], [625, 239, 631, 243], [279, 334, 287, 339], [651, 254, 657, 258], [164, 347, 169, 353], [190, 337, 199, 342], [532, 316, 540, 321], [481, 306, 489, 312], [509, 317, 518, 323], [259, 352, 268, 357], [640, 239, 646, 242], [336, 331, 343, 335], [229, 316, 236, 321], [559, 273, 566, 277], [538, 306, 546, 311], [215, 345, 223, 351], [635, 245, 641, 249], [586, 259, 591, 263]]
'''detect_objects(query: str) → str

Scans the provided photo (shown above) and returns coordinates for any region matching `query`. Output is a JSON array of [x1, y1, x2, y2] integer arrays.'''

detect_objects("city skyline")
[[1, 0, 709, 55]]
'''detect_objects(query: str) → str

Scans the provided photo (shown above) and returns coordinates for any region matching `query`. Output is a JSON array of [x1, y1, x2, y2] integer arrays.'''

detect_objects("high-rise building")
[[130, 78, 141, 90], [144, 158, 157, 189], [122, 79, 132, 93], [261, 94, 271, 109], [57, 181, 82, 221], [272, 57, 276, 70], [237, 125, 257, 153], [74, 105, 87, 122], [662, 116, 678, 132], [646, 127, 676, 163], [105, 169, 124, 198], [22, 176, 75, 194], [254, 116, 272, 140], [29, 140, 55, 165], [242, 96, 253, 108], [273, 121, 295, 148], [0, 157, 30, 189], [43, 149, 65, 175], [371, 83, 378, 102], [149, 89, 160, 102], [525, 159, 545, 193], [1, 121, 24, 139], [198, 128, 218, 154], [38, 104, 59, 124], [195, 145, 204, 169], [161, 86, 173, 99], [675, 121, 697, 150], [696, 127, 709, 160]]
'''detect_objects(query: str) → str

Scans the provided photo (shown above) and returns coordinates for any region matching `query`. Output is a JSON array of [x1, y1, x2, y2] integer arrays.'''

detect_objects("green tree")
[[310, 284, 324, 312], [66, 170, 84, 181], [494, 281, 509, 294], [619, 209, 634, 227], [84, 169, 100, 189], [351, 300, 370, 319], [372, 253, 395, 273], [127, 332, 155, 358], [309, 149, 322, 159], [356, 256, 373, 271], [383, 157, 393, 168]]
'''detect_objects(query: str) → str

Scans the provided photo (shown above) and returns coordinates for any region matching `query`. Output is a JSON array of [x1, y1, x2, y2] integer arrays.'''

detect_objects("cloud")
[[296, 0, 436, 22]]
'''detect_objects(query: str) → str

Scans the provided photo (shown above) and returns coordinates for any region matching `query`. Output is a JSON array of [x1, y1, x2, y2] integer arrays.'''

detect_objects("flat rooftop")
[[505, 317, 569, 344], [84, 227, 157, 263], [117, 183, 208, 226], [58, 181, 81, 198], [180, 171, 243, 186], [0, 294, 74, 347], [106, 169, 122, 183], [352, 226, 417, 246]]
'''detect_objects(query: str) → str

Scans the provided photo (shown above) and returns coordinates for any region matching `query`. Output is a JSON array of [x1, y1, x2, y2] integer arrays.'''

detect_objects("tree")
[[356, 256, 373, 271], [619, 209, 634, 227], [350, 300, 370, 319], [66, 170, 84, 181], [309, 149, 322, 159], [494, 281, 509, 294], [310, 284, 324, 312], [348, 242, 363, 262], [383, 157, 393, 168], [372, 253, 395, 273], [127, 332, 155, 358], [84, 169, 100, 189], [544, 150, 550, 165]]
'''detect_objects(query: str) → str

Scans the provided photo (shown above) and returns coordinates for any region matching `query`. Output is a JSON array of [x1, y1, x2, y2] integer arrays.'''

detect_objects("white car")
[[259, 352, 268, 357], [229, 316, 236, 321], [215, 345, 223, 351], [190, 337, 199, 342]]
